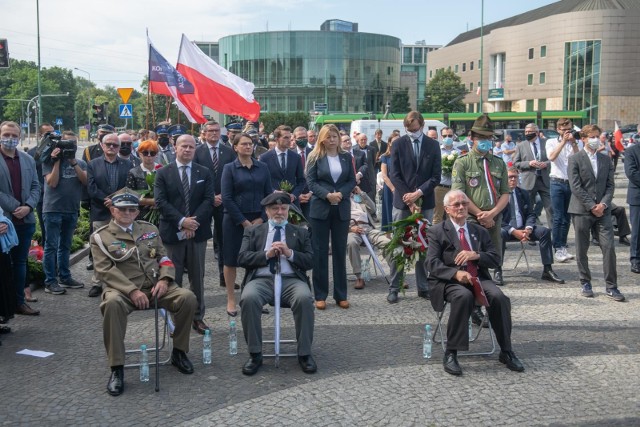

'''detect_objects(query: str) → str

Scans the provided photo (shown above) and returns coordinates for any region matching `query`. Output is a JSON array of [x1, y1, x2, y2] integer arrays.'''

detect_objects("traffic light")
[[0, 39, 9, 69]]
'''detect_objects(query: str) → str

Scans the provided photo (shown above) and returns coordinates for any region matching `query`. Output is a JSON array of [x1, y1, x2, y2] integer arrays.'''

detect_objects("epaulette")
[[94, 223, 110, 233], [135, 220, 154, 226]]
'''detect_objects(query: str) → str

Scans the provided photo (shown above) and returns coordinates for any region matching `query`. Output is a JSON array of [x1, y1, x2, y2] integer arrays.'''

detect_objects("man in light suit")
[[259, 125, 305, 203], [87, 133, 132, 297], [354, 133, 377, 205], [568, 124, 624, 301], [388, 111, 442, 303], [624, 137, 640, 274], [513, 123, 553, 226], [426, 190, 524, 376], [194, 120, 237, 288], [0, 121, 41, 315], [238, 193, 316, 376], [155, 134, 215, 333]]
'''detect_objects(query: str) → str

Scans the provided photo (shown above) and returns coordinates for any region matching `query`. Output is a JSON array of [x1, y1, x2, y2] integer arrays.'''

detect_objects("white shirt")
[[452, 221, 472, 249], [501, 141, 516, 164], [327, 154, 342, 183], [585, 148, 598, 178], [255, 223, 295, 277], [545, 138, 582, 180], [175, 160, 193, 185], [275, 147, 288, 168]]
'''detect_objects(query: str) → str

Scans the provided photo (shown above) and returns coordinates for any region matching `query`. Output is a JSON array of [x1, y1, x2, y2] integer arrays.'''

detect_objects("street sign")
[[55, 117, 63, 125], [117, 88, 134, 104], [313, 102, 328, 111], [79, 129, 89, 141], [488, 88, 504, 101], [21, 122, 27, 128], [119, 104, 133, 118]]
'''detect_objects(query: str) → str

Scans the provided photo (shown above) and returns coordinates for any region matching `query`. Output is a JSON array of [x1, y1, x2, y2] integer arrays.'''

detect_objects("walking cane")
[[273, 257, 282, 367], [154, 293, 160, 392]]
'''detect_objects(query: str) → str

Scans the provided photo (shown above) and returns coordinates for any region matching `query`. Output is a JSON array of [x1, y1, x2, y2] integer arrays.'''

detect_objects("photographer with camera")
[[41, 131, 87, 295]]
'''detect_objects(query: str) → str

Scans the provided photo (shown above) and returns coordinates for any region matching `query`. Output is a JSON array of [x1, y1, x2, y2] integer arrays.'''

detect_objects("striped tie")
[[181, 165, 190, 215], [211, 145, 219, 174]]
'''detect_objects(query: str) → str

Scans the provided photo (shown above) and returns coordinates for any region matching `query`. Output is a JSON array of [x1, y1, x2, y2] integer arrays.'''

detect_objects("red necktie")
[[459, 228, 478, 277], [300, 150, 305, 169]]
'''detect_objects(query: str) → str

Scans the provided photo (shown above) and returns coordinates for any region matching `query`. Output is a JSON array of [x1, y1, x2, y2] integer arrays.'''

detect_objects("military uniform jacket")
[[90, 220, 175, 297], [451, 150, 509, 212]]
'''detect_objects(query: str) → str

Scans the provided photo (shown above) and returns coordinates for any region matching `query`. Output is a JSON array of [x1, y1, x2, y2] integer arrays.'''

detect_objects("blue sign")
[[55, 117, 63, 125], [21, 122, 27, 128], [119, 104, 133, 118]]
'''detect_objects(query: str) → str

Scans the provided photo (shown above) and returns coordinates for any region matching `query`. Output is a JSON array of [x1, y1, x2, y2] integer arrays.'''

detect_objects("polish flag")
[[148, 37, 206, 123], [177, 34, 261, 122]]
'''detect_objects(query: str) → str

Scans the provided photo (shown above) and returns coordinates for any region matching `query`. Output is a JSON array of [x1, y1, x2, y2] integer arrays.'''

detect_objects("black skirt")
[[0, 252, 16, 319]]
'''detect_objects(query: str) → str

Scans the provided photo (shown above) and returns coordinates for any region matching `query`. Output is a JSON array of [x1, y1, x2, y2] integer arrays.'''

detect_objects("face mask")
[[268, 218, 288, 227], [587, 138, 600, 150], [406, 128, 423, 140], [476, 140, 493, 154], [525, 133, 537, 141], [119, 145, 132, 156], [295, 138, 308, 148], [353, 194, 363, 203], [158, 135, 170, 147], [0, 138, 19, 150], [442, 137, 453, 147], [133, 141, 139, 150]]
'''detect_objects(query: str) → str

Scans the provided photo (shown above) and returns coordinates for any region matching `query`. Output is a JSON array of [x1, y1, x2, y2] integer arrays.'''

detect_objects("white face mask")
[[0, 138, 19, 150], [587, 138, 599, 150], [406, 128, 423, 140]]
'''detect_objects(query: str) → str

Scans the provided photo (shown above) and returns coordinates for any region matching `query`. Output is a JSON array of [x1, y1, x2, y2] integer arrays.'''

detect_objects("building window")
[[526, 99, 534, 112], [528, 48, 534, 60], [470, 82, 474, 92], [563, 40, 601, 123], [489, 53, 506, 89], [430, 70, 433, 78], [538, 99, 547, 111], [541, 45, 547, 58], [455, 64, 459, 73], [527, 74, 533, 85], [462, 63, 466, 72], [414, 47, 423, 64], [403, 47, 412, 64], [539, 72, 546, 84], [470, 61, 474, 71]]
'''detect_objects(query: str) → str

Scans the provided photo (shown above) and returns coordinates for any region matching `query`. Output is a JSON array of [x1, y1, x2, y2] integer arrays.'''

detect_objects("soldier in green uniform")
[[91, 188, 197, 396], [451, 114, 510, 285]]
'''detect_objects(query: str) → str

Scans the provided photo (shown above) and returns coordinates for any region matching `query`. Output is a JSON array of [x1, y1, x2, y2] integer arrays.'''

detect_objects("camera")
[[571, 130, 581, 139], [34, 132, 77, 164]]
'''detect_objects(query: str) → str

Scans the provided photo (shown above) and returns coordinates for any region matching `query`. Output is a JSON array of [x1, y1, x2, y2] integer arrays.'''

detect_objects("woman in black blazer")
[[306, 124, 356, 309], [221, 133, 273, 316]]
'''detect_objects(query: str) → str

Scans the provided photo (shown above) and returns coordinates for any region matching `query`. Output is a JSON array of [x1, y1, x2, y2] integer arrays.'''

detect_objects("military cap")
[[261, 192, 291, 207], [98, 124, 115, 133], [168, 124, 188, 138], [110, 187, 140, 208], [155, 124, 170, 135], [226, 122, 242, 131], [470, 114, 496, 138]]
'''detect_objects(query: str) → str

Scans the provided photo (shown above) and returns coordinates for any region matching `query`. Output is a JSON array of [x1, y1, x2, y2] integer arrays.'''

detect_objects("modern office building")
[[426, 0, 640, 128], [400, 41, 440, 110], [198, 21, 401, 114]]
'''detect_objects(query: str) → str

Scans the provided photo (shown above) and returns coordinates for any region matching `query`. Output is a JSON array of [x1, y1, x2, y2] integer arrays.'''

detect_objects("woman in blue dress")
[[380, 134, 399, 231]]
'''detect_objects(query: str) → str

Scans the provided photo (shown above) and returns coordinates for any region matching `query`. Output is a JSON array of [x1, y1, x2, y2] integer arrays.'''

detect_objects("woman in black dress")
[[0, 209, 16, 338]]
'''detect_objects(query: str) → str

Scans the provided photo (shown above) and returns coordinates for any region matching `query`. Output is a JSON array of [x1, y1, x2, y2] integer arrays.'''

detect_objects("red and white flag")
[[147, 36, 206, 123], [177, 34, 261, 122]]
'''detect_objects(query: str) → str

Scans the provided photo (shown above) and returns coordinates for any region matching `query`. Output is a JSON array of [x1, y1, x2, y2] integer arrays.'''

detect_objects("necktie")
[[509, 193, 518, 228], [269, 225, 283, 274], [211, 145, 219, 174], [532, 142, 542, 176], [413, 139, 420, 161], [181, 165, 190, 216], [280, 152, 286, 171], [300, 150, 305, 169], [458, 228, 478, 277]]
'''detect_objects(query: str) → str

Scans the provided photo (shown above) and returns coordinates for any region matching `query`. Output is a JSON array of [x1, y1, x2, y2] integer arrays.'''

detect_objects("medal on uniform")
[[149, 247, 157, 258], [468, 177, 479, 187]]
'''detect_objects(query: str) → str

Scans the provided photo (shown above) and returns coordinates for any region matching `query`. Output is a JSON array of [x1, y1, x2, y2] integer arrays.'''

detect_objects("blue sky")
[[2, 0, 557, 90]]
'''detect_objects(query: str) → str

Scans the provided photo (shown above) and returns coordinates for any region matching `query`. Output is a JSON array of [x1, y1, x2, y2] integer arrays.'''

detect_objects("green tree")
[[390, 88, 410, 114], [259, 111, 311, 134], [420, 69, 466, 113]]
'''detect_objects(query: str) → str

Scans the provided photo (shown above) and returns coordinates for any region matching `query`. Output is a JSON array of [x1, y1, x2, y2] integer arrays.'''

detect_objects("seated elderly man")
[[426, 189, 525, 376], [347, 186, 390, 289], [238, 192, 316, 376], [91, 188, 197, 396]]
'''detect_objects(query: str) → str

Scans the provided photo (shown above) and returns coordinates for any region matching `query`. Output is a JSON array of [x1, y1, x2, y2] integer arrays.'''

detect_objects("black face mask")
[[158, 135, 170, 147], [295, 138, 308, 148], [119, 144, 132, 156], [525, 133, 537, 141]]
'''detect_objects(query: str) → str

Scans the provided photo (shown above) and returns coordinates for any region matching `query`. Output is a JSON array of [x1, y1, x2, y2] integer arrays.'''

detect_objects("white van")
[[349, 119, 447, 143]]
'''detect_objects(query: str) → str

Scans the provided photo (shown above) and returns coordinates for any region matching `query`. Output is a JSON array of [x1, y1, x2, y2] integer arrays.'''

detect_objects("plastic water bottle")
[[229, 320, 238, 355], [203, 330, 212, 365], [468, 316, 473, 340], [139, 344, 149, 382], [423, 325, 432, 359]]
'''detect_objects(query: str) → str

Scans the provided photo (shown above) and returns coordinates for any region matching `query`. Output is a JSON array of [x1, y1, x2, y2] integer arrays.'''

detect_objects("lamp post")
[[74, 67, 91, 134], [479, 0, 484, 114], [26, 93, 70, 144], [36, 0, 43, 125]]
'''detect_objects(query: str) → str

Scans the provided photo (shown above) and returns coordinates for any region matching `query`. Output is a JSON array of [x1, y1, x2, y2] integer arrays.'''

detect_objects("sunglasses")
[[447, 202, 469, 208], [140, 151, 157, 157], [104, 143, 120, 148], [115, 207, 138, 213]]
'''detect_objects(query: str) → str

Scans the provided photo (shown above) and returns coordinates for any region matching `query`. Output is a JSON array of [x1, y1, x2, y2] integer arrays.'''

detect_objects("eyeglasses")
[[447, 202, 469, 208], [104, 143, 120, 148], [206, 129, 221, 133], [508, 176, 519, 180], [140, 151, 157, 157], [443, 134, 454, 137], [115, 207, 138, 213]]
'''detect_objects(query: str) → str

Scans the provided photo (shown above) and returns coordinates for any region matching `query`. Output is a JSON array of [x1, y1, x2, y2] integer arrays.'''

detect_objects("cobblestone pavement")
[[1, 174, 639, 426]]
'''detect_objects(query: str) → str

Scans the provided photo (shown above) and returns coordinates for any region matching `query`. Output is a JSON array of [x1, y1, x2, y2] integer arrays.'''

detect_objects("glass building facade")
[[563, 40, 601, 123], [217, 31, 401, 113]]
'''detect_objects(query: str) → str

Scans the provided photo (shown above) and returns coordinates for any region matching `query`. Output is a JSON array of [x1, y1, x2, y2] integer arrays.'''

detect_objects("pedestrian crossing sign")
[[119, 104, 132, 118]]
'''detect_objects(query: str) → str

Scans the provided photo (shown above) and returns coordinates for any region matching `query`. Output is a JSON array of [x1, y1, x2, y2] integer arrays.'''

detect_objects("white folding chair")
[[511, 241, 531, 274], [432, 302, 497, 357]]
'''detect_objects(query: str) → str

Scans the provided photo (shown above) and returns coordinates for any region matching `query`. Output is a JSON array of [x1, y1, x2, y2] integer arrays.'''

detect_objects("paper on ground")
[[16, 349, 54, 358]]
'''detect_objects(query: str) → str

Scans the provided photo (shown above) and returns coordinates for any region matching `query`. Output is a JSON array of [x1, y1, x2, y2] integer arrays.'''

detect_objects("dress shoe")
[[298, 354, 317, 374], [417, 290, 430, 300], [631, 262, 640, 274], [315, 300, 326, 310], [499, 350, 525, 372], [443, 352, 462, 376], [494, 269, 504, 286], [0, 325, 11, 334], [471, 306, 489, 328], [541, 270, 565, 284], [192, 320, 210, 335], [354, 278, 365, 289], [86, 260, 94, 270], [336, 300, 350, 309], [107, 367, 124, 396], [88, 285, 102, 298], [16, 303, 40, 316], [171, 349, 194, 374], [619, 236, 631, 246], [242, 352, 263, 376], [387, 291, 398, 304]]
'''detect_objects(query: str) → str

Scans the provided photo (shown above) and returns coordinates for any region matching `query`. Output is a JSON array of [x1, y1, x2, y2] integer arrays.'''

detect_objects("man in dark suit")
[[259, 125, 305, 203], [388, 111, 442, 303], [155, 134, 215, 333], [624, 138, 640, 274], [341, 134, 368, 191], [568, 124, 624, 301], [369, 128, 388, 174], [292, 127, 313, 220], [500, 167, 564, 284], [87, 133, 132, 297], [354, 133, 377, 205], [426, 189, 524, 376], [513, 123, 553, 226], [194, 120, 236, 288], [237, 193, 315, 376]]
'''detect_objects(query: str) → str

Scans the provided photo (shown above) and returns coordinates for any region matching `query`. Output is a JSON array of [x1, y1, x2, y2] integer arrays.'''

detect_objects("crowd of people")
[[0, 108, 637, 389]]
